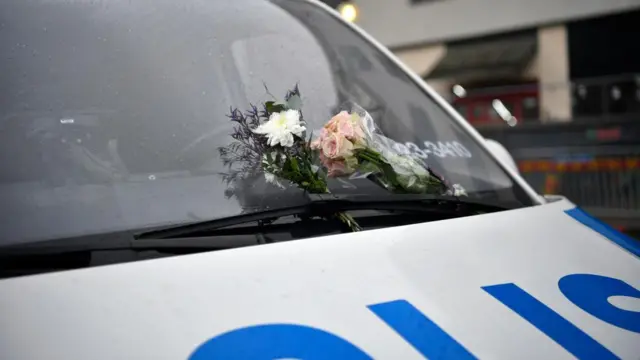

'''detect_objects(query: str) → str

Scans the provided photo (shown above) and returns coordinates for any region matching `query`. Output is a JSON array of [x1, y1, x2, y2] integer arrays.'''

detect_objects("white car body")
[[1, 197, 639, 359], [1, 1, 638, 359]]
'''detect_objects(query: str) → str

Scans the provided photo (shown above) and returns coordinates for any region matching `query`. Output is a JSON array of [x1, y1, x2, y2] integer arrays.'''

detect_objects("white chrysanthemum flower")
[[253, 109, 305, 148]]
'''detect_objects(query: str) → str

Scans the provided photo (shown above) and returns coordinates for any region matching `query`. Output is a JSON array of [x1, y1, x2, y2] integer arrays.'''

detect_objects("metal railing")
[[464, 75, 640, 230], [519, 157, 640, 208], [517, 157, 640, 229]]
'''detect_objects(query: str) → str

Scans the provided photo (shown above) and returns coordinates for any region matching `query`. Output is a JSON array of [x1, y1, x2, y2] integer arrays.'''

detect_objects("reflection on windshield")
[[0, 0, 529, 245]]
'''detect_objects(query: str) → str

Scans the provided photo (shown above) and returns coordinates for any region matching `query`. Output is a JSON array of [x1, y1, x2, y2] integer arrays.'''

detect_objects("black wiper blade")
[[0, 194, 516, 258], [307, 193, 516, 212], [137, 193, 517, 240], [0, 230, 259, 258]]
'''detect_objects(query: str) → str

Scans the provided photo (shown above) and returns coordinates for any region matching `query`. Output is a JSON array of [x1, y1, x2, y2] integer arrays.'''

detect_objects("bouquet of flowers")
[[310, 105, 451, 195], [219, 85, 464, 232]]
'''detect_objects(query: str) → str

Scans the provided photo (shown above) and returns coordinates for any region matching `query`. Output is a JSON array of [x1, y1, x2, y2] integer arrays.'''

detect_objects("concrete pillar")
[[393, 44, 452, 99], [425, 79, 454, 101], [538, 25, 572, 122], [394, 44, 446, 77]]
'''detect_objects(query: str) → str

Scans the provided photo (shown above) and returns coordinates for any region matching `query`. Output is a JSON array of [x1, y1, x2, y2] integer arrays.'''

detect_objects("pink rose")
[[325, 111, 349, 133], [335, 135, 354, 158], [349, 114, 366, 143], [327, 160, 347, 177], [318, 151, 331, 169], [321, 132, 338, 158], [322, 132, 353, 160], [310, 128, 328, 150], [318, 140, 357, 178], [337, 116, 356, 139], [317, 152, 342, 178], [327, 111, 366, 144]]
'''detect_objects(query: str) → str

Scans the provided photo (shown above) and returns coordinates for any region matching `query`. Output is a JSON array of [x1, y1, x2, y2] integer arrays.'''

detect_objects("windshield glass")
[[0, 0, 533, 246]]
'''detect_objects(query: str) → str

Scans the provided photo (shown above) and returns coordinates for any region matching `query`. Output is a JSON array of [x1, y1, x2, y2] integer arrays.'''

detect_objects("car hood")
[[0, 198, 638, 359]]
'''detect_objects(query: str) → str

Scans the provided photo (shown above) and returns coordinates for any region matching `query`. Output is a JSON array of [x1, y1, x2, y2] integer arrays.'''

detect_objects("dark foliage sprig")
[[218, 84, 322, 197]]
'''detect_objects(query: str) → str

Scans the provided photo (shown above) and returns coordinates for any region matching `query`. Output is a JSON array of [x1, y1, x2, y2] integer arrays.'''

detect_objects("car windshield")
[[0, 0, 533, 246]]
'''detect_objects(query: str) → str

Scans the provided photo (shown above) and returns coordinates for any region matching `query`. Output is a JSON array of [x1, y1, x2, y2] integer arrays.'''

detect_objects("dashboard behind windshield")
[[0, 0, 532, 246]]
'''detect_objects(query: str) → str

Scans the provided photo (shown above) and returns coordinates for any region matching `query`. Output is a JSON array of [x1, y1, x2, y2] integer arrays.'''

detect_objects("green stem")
[[317, 187, 361, 232], [336, 212, 362, 232]]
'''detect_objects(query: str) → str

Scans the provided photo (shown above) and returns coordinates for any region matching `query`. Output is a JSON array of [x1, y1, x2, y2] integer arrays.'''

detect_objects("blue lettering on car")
[[559, 274, 640, 333], [483, 282, 619, 359], [368, 299, 476, 359], [189, 324, 372, 360], [190, 273, 639, 359]]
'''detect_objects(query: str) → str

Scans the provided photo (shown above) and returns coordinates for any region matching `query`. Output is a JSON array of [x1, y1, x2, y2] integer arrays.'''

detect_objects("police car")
[[0, 0, 638, 359]]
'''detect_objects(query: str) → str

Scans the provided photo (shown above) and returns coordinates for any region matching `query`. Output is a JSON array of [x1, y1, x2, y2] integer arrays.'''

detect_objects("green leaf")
[[286, 94, 303, 111], [290, 157, 300, 173], [265, 101, 286, 114]]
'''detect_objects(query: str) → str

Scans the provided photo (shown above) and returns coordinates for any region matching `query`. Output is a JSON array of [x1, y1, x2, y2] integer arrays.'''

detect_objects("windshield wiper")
[[136, 193, 518, 240], [0, 194, 516, 257], [0, 194, 517, 278]]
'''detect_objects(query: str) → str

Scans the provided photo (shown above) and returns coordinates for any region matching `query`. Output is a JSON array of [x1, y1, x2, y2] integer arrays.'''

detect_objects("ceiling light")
[[452, 84, 467, 98], [338, 3, 358, 23]]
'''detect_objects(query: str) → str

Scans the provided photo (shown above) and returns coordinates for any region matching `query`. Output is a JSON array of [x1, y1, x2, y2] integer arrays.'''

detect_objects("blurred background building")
[[323, 0, 640, 236]]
